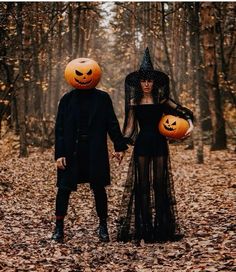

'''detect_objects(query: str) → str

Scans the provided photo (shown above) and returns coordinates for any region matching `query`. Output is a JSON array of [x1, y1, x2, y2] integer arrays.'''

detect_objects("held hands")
[[56, 157, 66, 170], [112, 151, 126, 165], [56, 151, 126, 170]]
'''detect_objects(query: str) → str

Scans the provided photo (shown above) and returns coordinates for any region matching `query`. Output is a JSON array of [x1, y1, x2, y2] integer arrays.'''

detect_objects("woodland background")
[[0, 2, 235, 158], [0, 2, 235, 272]]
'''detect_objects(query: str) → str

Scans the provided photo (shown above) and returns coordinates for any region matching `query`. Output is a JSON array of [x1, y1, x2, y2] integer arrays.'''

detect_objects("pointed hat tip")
[[140, 47, 153, 71]]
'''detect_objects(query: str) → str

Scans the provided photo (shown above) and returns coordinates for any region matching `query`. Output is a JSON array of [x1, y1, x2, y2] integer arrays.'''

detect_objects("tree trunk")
[[29, 4, 42, 118], [47, 30, 53, 115], [131, 2, 136, 70], [187, 3, 204, 163], [153, 3, 163, 70], [200, 2, 227, 150], [16, 3, 28, 157], [73, 4, 81, 59], [68, 3, 73, 58], [215, 3, 236, 105], [161, 3, 178, 102], [178, 5, 188, 95], [170, 2, 181, 94], [54, 3, 63, 115], [79, 9, 85, 57]]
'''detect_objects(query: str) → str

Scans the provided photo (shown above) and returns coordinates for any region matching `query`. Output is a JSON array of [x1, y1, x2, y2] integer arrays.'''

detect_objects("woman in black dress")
[[117, 48, 193, 244]]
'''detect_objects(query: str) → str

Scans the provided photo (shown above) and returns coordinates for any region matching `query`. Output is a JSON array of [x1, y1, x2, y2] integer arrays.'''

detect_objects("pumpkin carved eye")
[[87, 69, 92, 75], [76, 70, 83, 76], [172, 121, 176, 125]]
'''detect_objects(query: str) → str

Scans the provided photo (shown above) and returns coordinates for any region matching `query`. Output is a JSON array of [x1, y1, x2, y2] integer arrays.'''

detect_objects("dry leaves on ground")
[[0, 142, 235, 272]]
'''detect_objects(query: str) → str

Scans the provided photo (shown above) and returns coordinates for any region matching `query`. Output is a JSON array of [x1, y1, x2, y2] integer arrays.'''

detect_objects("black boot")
[[98, 218, 110, 242], [52, 220, 64, 243]]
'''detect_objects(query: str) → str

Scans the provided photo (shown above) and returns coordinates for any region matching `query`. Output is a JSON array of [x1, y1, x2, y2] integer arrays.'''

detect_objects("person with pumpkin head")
[[117, 48, 194, 244], [52, 58, 128, 243]]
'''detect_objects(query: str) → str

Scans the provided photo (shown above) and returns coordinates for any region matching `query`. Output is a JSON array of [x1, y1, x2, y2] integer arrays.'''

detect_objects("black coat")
[[55, 88, 128, 191]]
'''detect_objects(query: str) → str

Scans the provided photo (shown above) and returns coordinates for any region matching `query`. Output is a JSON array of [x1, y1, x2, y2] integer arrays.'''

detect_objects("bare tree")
[[187, 3, 204, 163], [201, 2, 227, 150], [16, 3, 28, 156]]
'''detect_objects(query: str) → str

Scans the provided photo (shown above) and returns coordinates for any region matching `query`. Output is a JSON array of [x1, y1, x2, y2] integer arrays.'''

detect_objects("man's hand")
[[112, 151, 126, 165], [56, 157, 66, 170]]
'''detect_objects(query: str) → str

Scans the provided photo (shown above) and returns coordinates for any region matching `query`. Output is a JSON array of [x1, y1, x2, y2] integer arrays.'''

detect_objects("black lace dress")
[[117, 99, 192, 243]]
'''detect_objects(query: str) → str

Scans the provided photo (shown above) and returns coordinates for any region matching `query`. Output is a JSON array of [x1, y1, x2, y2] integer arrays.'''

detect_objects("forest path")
[[0, 143, 235, 272]]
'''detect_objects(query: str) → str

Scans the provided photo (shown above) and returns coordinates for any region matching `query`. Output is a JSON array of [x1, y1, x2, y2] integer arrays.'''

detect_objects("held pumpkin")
[[158, 115, 189, 139], [64, 58, 102, 89]]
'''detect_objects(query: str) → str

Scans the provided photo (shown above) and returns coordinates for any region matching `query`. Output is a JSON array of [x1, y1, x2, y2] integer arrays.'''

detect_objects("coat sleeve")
[[54, 95, 67, 160], [106, 94, 128, 152], [161, 97, 194, 122]]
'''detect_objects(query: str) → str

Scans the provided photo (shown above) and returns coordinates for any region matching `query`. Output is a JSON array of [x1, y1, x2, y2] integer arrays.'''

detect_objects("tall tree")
[[187, 3, 204, 163], [200, 2, 227, 150], [161, 3, 179, 102], [16, 3, 28, 156]]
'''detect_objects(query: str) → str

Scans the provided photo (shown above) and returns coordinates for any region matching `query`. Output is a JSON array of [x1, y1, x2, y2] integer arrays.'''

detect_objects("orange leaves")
[[0, 143, 235, 271]]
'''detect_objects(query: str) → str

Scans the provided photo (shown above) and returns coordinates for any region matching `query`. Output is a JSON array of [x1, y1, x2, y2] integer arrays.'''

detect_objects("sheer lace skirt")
[[117, 149, 182, 243]]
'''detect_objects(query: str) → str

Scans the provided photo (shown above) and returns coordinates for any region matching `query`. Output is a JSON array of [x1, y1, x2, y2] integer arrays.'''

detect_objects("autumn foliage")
[[0, 140, 235, 271]]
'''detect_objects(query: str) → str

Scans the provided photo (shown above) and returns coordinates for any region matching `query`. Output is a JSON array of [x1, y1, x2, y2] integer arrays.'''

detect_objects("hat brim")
[[125, 70, 169, 88]]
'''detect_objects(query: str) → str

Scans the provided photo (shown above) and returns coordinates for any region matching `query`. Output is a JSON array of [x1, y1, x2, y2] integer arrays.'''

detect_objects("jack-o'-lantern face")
[[64, 58, 102, 89], [163, 118, 177, 131], [158, 115, 189, 139]]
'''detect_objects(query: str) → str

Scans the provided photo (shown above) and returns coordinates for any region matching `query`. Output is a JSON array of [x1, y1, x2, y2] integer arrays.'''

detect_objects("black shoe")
[[52, 226, 64, 243], [98, 221, 110, 242]]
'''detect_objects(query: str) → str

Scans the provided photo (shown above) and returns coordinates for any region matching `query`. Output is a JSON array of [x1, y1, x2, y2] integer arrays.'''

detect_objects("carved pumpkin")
[[64, 58, 102, 89], [158, 115, 189, 139]]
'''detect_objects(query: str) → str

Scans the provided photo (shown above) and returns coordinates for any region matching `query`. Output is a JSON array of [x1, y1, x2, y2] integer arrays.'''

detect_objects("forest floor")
[[0, 138, 235, 272]]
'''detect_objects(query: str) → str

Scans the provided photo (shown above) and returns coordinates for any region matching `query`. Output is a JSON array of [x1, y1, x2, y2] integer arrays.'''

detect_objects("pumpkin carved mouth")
[[163, 119, 177, 131], [74, 78, 92, 85], [163, 124, 175, 131]]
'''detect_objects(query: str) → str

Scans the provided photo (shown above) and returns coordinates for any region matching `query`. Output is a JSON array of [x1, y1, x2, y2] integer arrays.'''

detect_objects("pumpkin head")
[[158, 115, 189, 139], [64, 58, 102, 89]]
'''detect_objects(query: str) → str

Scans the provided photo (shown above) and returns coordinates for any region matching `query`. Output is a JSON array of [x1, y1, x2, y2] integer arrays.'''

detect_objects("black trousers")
[[55, 138, 108, 219], [55, 184, 108, 219]]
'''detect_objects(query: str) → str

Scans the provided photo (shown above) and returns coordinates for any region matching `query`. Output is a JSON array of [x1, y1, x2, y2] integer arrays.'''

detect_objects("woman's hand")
[[182, 119, 194, 139], [56, 157, 66, 170]]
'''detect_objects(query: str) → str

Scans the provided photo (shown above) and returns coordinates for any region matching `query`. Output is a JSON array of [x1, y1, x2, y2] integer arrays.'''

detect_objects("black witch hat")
[[125, 47, 169, 88]]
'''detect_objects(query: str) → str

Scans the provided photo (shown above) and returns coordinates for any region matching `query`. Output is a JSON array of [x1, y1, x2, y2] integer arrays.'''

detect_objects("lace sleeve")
[[122, 105, 137, 145], [162, 98, 194, 122]]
